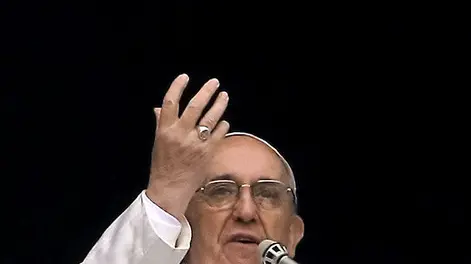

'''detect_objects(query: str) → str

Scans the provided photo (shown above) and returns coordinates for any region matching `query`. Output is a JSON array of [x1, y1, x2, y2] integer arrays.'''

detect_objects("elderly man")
[[81, 74, 305, 264]]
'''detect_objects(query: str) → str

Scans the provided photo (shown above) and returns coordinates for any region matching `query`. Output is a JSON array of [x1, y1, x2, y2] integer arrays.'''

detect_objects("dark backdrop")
[[2, 1, 469, 264]]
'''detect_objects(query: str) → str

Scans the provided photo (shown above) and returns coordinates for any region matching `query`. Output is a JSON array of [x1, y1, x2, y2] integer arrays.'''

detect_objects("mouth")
[[228, 234, 261, 245]]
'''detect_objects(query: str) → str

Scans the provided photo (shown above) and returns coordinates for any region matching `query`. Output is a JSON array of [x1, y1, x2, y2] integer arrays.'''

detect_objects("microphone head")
[[258, 239, 276, 253], [258, 239, 288, 264]]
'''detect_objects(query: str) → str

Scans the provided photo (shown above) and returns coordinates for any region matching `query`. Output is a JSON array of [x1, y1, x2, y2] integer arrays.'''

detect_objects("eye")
[[254, 184, 282, 199], [258, 188, 280, 198], [205, 182, 236, 197]]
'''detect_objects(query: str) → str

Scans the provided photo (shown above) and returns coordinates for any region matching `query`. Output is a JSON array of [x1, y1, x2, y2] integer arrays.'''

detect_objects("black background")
[[2, 1, 470, 264]]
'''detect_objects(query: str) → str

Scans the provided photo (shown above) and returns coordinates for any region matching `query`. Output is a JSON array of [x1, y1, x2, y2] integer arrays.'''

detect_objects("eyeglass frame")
[[195, 179, 298, 210]]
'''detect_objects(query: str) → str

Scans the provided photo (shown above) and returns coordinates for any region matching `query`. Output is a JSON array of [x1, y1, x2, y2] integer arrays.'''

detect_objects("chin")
[[223, 255, 259, 264], [221, 244, 260, 264]]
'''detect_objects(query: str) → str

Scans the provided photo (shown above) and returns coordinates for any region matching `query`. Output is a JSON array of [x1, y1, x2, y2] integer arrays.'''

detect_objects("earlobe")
[[287, 215, 305, 257]]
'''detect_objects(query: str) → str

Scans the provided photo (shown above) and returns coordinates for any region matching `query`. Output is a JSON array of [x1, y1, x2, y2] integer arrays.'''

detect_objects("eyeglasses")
[[196, 179, 296, 210]]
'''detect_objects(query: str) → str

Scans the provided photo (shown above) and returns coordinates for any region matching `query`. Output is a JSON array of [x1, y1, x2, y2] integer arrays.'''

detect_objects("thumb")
[[153, 107, 162, 127]]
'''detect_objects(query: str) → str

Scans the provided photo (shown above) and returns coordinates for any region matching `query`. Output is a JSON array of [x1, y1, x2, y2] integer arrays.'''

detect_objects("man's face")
[[184, 136, 304, 264]]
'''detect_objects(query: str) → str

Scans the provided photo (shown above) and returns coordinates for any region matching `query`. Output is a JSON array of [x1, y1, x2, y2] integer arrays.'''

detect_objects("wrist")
[[145, 185, 195, 221]]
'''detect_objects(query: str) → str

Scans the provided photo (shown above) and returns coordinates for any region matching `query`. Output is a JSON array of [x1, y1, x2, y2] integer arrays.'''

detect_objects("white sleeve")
[[81, 190, 191, 264], [142, 190, 183, 247]]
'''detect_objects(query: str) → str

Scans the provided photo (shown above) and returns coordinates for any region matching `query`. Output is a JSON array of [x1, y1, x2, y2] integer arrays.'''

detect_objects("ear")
[[287, 214, 304, 257]]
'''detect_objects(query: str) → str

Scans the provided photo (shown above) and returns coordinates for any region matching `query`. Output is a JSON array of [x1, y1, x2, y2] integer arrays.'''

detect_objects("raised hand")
[[146, 74, 230, 220]]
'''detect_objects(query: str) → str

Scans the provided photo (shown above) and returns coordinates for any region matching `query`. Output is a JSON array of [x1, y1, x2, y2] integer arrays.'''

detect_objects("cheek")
[[260, 212, 291, 242], [186, 203, 230, 246]]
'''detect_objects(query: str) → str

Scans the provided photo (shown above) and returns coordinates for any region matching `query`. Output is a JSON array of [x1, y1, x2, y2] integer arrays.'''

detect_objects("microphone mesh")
[[258, 239, 288, 264]]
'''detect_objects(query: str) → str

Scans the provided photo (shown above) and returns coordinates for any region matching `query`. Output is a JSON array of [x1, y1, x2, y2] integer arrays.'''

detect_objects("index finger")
[[159, 74, 190, 128]]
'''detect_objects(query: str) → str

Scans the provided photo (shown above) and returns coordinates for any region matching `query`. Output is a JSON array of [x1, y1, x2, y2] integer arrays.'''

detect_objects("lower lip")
[[227, 242, 258, 250]]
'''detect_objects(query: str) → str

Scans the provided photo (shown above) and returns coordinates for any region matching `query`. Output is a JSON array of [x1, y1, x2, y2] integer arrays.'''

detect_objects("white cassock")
[[81, 190, 192, 264]]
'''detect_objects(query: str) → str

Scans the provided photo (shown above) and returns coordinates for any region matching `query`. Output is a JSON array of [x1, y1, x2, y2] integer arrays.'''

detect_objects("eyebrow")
[[209, 174, 235, 181], [208, 173, 274, 183]]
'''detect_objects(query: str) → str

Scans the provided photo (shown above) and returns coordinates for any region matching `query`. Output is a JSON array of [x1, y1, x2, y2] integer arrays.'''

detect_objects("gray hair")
[[224, 132, 298, 207]]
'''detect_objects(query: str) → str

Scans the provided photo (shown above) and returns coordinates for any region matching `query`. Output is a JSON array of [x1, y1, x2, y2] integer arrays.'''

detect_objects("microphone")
[[258, 239, 299, 264]]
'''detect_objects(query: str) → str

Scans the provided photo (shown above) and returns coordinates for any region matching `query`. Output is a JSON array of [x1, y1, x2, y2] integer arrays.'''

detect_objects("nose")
[[232, 186, 258, 223]]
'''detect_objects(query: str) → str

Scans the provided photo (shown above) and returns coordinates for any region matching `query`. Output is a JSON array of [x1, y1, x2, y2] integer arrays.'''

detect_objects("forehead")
[[205, 136, 286, 183]]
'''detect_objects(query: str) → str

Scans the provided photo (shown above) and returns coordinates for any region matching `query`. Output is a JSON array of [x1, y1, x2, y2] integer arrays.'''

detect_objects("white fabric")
[[81, 190, 191, 264], [142, 190, 182, 247]]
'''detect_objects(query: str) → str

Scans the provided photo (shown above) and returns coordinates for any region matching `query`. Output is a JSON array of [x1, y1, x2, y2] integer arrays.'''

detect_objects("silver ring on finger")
[[196, 125, 211, 141]]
